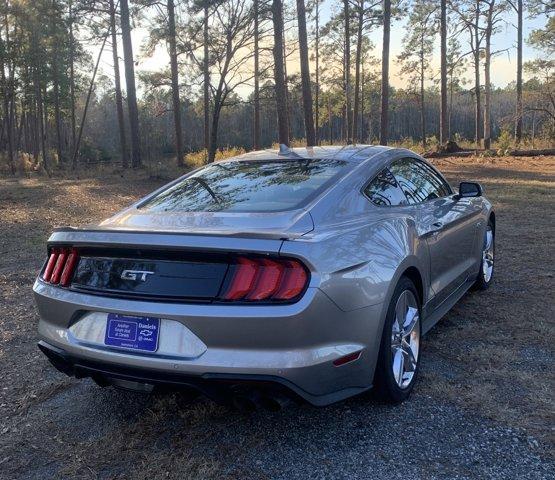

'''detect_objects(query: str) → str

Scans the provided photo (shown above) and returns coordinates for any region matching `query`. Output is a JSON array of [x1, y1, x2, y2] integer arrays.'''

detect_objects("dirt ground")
[[0, 156, 553, 479]]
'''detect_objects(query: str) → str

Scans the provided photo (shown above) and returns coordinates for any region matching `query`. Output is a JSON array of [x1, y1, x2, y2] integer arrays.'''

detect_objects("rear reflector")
[[221, 256, 308, 302], [333, 350, 362, 367], [42, 247, 79, 287]]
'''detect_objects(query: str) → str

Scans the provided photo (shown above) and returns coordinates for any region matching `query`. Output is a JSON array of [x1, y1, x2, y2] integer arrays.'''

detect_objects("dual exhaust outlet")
[[231, 388, 293, 412]]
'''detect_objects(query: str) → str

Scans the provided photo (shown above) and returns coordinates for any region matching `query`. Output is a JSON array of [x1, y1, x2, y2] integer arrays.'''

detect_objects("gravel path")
[[1, 380, 552, 480]]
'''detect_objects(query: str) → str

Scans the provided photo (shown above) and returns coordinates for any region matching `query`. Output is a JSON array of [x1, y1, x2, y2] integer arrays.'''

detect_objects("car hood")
[[94, 207, 314, 239]]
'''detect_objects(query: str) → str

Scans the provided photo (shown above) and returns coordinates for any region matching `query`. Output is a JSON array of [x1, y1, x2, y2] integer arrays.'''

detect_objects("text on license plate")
[[104, 313, 160, 352]]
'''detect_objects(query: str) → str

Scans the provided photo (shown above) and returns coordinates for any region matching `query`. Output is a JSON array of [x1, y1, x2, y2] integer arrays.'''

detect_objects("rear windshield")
[[138, 159, 349, 213]]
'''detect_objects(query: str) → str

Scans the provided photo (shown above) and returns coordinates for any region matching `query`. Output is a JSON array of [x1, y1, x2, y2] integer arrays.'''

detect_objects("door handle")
[[432, 221, 443, 228]]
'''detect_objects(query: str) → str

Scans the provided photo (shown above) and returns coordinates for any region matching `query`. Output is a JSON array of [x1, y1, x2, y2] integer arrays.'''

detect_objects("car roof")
[[226, 145, 394, 163]]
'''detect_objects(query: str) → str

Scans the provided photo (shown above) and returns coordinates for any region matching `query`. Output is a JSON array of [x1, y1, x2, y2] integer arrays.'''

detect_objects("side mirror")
[[455, 182, 482, 200]]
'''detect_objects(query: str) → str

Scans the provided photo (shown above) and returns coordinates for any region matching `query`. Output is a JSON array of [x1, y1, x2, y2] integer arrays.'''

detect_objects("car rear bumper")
[[34, 279, 385, 406]]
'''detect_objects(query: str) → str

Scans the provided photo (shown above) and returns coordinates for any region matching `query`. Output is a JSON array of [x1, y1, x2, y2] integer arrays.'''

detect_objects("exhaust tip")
[[108, 378, 155, 393], [259, 394, 292, 412], [232, 394, 257, 412]]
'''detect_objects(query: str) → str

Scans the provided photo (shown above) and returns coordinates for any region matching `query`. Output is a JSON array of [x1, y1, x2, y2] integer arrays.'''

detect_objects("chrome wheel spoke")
[[395, 292, 407, 331], [402, 307, 419, 337], [402, 341, 418, 372], [392, 348, 404, 385], [484, 230, 493, 251], [391, 289, 420, 389]]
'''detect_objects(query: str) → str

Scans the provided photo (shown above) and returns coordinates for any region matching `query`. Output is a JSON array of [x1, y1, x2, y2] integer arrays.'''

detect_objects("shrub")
[[495, 130, 513, 155]]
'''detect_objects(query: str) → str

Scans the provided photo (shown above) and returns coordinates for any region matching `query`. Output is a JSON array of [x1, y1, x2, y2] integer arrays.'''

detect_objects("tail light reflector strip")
[[60, 249, 80, 287], [42, 248, 59, 283], [221, 257, 258, 300], [42, 247, 79, 287]]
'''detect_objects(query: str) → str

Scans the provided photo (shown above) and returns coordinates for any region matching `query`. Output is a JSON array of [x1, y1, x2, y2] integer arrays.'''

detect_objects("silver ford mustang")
[[33, 146, 495, 408]]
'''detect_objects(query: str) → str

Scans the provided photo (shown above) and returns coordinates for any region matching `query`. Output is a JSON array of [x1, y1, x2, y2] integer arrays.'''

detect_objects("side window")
[[364, 168, 409, 206], [389, 157, 452, 204], [418, 161, 452, 197]]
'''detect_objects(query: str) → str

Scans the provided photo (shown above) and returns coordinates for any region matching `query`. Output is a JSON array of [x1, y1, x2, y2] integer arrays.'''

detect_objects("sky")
[[93, 1, 550, 98]]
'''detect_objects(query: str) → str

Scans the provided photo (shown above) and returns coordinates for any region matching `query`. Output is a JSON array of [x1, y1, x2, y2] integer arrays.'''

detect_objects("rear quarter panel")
[[279, 154, 431, 314]]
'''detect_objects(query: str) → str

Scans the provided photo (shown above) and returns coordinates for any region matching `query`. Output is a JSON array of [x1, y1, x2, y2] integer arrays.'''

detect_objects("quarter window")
[[389, 158, 452, 204], [364, 168, 409, 207]]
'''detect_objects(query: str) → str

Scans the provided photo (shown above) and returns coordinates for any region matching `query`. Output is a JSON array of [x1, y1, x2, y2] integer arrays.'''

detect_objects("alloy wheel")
[[482, 226, 494, 283], [391, 290, 420, 389]]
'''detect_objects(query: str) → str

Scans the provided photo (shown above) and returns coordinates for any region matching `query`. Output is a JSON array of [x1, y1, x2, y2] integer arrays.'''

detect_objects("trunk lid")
[[96, 207, 314, 238], [43, 204, 313, 301]]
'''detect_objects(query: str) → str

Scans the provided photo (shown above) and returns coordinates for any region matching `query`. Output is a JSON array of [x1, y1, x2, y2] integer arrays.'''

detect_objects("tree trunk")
[[253, 0, 260, 149], [473, 0, 482, 149], [72, 28, 110, 167], [315, 0, 320, 144], [282, 26, 291, 139], [514, 0, 523, 144], [167, 0, 185, 166], [16, 108, 24, 151], [439, 0, 448, 143], [483, 1, 493, 150], [50, 0, 63, 166], [353, 1, 363, 143], [42, 82, 49, 161], [6, 15, 16, 170], [208, 100, 221, 163], [271, 0, 289, 145], [343, 0, 352, 143], [203, 3, 210, 155], [69, 0, 76, 153], [120, 0, 141, 168], [380, 0, 391, 145], [296, 0, 315, 145], [52, 39, 63, 165], [0, 23, 14, 174], [361, 55, 366, 141], [52, 64, 63, 164], [327, 95, 332, 143], [420, 33, 426, 149], [35, 66, 48, 171], [109, 0, 129, 168], [449, 70, 453, 138]]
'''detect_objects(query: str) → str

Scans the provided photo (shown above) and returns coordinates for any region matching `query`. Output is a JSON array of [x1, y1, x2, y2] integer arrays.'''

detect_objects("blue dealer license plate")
[[104, 314, 160, 352]]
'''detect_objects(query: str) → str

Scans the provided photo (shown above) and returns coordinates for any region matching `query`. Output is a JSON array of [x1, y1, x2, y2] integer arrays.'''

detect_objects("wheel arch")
[[400, 266, 424, 305], [379, 257, 428, 325], [489, 210, 496, 232]]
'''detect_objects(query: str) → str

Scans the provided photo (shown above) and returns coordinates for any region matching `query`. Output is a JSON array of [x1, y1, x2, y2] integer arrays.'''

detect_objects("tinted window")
[[139, 159, 349, 213], [390, 158, 452, 204], [364, 168, 408, 206]]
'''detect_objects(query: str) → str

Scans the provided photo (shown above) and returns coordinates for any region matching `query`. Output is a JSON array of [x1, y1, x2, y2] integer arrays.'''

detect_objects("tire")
[[473, 218, 495, 291], [374, 276, 422, 403]]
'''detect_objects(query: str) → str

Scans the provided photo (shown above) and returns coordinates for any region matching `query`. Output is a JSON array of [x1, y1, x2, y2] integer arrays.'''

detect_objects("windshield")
[[138, 159, 349, 213]]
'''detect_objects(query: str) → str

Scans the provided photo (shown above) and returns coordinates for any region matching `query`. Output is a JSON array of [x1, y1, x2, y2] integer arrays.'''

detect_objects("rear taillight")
[[42, 247, 79, 287], [221, 256, 308, 302], [42, 248, 59, 282]]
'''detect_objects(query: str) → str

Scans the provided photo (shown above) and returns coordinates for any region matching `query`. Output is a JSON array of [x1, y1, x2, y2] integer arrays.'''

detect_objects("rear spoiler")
[[47, 227, 285, 254]]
